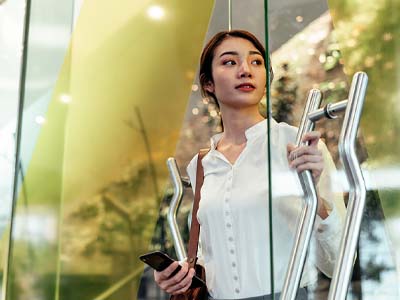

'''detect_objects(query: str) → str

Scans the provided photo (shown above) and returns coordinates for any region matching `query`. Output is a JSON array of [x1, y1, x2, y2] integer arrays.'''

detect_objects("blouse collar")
[[210, 118, 275, 150]]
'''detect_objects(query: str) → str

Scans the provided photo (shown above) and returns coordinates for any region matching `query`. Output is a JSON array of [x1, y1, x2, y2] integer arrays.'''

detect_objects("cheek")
[[213, 74, 231, 92], [259, 70, 267, 84]]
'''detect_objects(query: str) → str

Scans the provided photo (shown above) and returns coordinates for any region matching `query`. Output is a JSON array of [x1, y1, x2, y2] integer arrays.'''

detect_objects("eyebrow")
[[219, 50, 264, 58]]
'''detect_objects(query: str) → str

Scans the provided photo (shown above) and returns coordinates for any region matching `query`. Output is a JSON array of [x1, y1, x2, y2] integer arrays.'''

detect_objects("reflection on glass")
[[0, 0, 25, 297], [139, 1, 269, 299], [269, 0, 400, 298], [327, 0, 400, 298], [268, 2, 346, 298], [1, 0, 398, 299], [3, 0, 74, 299], [3, 0, 214, 298], [54, 2, 214, 300]]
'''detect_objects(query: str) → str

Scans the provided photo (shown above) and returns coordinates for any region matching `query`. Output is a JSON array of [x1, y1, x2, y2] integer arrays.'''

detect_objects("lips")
[[235, 83, 256, 91]]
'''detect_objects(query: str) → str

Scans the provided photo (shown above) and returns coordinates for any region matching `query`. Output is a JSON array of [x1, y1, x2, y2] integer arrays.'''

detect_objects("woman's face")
[[205, 37, 266, 110]]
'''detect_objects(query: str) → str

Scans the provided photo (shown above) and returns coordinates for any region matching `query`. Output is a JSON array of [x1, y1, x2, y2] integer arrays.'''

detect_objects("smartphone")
[[139, 251, 206, 288]]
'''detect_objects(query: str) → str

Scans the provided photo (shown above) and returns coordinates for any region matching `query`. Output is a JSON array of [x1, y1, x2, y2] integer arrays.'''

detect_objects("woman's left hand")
[[287, 131, 324, 185]]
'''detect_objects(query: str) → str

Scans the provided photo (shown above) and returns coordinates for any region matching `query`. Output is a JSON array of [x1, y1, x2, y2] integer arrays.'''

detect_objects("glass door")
[[4, 0, 215, 299], [3, 0, 399, 299], [268, 0, 400, 298], [0, 0, 25, 297]]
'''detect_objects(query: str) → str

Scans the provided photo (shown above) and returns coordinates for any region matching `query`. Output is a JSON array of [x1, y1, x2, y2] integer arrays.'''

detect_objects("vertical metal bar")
[[280, 89, 322, 300], [228, 0, 232, 30], [263, 0, 275, 296], [166, 158, 187, 261], [2, 0, 31, 299], [328, 72, 368, 300]]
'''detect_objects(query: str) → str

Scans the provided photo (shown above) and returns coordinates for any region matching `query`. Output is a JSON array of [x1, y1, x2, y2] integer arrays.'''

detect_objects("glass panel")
[[4, 0, 76, 299], [0, 0, 25, 295], [268, 0, 400, 298], [328, 0, 400, 298], [5, 0, 398, 299], [268, 0, 345, 297], [5, 1, 215, 299], [143, 1, 272, 299], [5, 0, 216, 298], [55, 2, 214, 300], [139, 0, 269, 299]]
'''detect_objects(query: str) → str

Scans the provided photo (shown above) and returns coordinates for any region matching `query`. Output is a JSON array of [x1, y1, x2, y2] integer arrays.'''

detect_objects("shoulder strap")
[[187, 148, 209, 268]]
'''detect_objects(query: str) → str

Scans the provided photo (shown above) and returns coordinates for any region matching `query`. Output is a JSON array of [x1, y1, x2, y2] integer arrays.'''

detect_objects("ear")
[[204, 80, 215, 93]]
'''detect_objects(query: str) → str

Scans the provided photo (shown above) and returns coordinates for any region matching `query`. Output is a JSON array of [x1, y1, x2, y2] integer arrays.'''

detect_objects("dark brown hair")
[[199, 29, 274, 108]]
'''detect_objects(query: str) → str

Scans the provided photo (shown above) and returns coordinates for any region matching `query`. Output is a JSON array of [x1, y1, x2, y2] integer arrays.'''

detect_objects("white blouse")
[[186, 119, 346, 299]]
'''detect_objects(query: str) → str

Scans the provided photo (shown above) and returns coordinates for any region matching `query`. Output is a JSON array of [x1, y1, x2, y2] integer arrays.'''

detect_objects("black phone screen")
[[139, 251, 206, 288], [139, 251, 174, 271]]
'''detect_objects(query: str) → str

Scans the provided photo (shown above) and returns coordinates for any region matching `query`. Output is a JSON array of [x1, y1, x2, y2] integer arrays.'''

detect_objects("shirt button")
[[226, 223, 232, 228], [225, 211, 229, 216], [235, 288, 240, 293], [232, 262, 236, 267], [234, 276, 238, 281], [228, 237, 234, 242], [230, 249, 235, 254]]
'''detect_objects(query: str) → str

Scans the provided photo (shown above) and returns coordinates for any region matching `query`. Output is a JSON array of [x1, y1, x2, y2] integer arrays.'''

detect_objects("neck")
[[219, 105, 264, 145]]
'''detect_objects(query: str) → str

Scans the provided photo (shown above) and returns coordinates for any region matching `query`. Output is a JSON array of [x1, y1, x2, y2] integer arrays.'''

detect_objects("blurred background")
[[0, 0, 399, 299]]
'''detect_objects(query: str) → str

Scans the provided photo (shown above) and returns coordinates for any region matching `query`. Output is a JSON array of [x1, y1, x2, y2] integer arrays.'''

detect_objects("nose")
[[238, 61, 252, 78]]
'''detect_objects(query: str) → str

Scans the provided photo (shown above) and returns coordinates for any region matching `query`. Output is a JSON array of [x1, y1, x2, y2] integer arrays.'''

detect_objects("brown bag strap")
[[187, 148, 209, 268]]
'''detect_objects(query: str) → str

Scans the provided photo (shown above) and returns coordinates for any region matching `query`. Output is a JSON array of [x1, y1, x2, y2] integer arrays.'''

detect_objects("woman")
[[154, 30, 345, 300]]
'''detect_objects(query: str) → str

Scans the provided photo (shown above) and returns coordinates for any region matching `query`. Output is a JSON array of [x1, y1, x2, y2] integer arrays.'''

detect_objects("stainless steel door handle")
[[328, 72, 368, 300], [281, 73, 368, 300], [280, 89, 322, 300], [166, 157, 187, 261]]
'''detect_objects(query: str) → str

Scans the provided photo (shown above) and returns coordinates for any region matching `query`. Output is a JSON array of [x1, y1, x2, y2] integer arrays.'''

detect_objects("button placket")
[[223, 168, 240, 292]]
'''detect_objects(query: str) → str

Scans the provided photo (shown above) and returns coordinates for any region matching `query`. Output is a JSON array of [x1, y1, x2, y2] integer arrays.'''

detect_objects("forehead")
[[213, 37, 260, 56]]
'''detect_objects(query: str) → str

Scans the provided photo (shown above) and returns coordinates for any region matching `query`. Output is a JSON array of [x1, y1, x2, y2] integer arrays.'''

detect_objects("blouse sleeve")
[[311, 140, 346, 277], [186, 154, 198, 194]]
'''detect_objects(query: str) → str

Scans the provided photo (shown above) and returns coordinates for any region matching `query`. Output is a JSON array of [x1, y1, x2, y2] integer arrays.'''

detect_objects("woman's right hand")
[[154, 261, 196, 295]]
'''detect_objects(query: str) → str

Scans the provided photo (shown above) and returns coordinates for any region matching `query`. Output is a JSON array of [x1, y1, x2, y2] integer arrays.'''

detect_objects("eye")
[[251, 59, 264, 66], [223, 60, 236, 66]]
